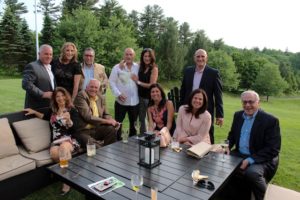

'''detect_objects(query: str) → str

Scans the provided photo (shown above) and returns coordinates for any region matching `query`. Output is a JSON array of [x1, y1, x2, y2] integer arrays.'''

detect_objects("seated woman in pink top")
[[173, 89, 211, 146]]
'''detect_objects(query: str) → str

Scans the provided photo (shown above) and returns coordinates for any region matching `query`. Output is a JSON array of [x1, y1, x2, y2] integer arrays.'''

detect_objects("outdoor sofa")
[[0, 108, 54, 199]]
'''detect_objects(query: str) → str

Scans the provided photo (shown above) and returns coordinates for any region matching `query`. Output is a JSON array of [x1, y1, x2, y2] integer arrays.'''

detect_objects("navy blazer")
[[180, 65, 223, 120], [228, 110, 281, 163], [22, 60, 55, 109]]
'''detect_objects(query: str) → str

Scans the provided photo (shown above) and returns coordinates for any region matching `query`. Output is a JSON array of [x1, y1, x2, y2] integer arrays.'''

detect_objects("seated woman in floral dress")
[[24, 87, 79, 195]]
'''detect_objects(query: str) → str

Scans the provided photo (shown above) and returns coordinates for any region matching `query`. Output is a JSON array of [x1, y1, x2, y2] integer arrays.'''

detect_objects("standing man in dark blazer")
[[227, 90, 281, 200], [22, 44, 55, 109], [180, 49, 223, 144]]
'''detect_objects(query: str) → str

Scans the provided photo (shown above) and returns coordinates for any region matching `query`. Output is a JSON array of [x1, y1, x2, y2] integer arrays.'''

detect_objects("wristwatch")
[[137, 81, 141, 85]]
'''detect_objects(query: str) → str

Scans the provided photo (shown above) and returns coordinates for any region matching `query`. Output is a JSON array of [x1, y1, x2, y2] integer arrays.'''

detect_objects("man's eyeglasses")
[[196, 180, 215, 191], [242, 100, 256, 105], [84, 54, 94, 57]]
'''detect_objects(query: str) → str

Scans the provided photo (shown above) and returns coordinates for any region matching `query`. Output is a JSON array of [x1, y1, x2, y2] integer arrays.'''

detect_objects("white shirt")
[[44, 64, 55, 90], [109, 62, 139, 106]]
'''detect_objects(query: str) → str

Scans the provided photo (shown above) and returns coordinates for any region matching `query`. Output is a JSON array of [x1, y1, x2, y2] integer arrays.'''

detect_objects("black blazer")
[[228, 110, 281, 163], [22, 60, 55, 109], [180, 65, 223, 120]]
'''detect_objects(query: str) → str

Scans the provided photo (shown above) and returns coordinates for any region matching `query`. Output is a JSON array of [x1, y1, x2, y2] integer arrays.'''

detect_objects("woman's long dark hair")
[[50, 87, 73, 113], [148, 83, 167, 111], [185, 89, 208, 118], [139, 48, 157, 74]]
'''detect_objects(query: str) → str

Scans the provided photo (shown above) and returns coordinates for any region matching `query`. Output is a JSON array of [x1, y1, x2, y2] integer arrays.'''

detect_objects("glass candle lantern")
[[138, 132, 161, 169]]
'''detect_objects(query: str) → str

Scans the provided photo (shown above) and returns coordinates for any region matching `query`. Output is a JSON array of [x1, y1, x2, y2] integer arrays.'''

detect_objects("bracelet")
[[137, 81, 141, 85]]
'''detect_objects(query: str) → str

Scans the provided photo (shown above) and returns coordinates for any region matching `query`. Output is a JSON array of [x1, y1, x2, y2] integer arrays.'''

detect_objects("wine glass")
[[220, 139, 229, 162], [122, 129, 129, 143], [134, 120, 140, 139], [131, 174, 143, 200]]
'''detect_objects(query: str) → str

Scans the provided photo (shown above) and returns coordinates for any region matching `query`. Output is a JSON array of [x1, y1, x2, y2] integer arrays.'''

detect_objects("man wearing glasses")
[[80, 47, 108, 94], [226, 90, 281, 200]]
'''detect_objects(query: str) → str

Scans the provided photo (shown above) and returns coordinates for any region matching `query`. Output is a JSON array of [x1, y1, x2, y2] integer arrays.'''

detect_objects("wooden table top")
[[48, 138, 242, 200]]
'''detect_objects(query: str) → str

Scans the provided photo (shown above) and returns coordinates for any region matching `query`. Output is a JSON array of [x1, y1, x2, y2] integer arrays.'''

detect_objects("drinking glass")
[[134, 120, 140, 139], [86, 139, 96, 156], [131, 174, 143, 200], [220, 139, 229, 162], [122, 129, 129, 143], [59, 147, 70, 168]]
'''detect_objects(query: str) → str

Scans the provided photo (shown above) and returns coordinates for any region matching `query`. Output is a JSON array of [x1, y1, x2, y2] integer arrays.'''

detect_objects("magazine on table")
[[88, 176, 125, 196]]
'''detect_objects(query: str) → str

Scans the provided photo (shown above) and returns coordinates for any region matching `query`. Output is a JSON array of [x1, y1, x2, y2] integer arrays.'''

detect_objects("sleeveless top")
[[138, 67, 152, 99], [149, 104, 176, 135]]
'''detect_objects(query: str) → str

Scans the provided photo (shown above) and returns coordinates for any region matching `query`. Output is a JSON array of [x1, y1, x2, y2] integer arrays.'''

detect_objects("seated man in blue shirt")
[[227, 90, 281, 200]]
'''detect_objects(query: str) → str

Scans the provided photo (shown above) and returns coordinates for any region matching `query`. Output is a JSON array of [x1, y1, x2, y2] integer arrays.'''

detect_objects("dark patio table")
[[48, 137, 242, 199]]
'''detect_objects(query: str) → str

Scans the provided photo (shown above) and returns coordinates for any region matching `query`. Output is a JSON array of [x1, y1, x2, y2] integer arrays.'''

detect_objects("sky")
[[2, 0, 300, 53]]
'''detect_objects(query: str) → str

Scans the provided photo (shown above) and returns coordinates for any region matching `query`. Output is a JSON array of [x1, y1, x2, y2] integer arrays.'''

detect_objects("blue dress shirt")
[[239, 111, 258, 165]]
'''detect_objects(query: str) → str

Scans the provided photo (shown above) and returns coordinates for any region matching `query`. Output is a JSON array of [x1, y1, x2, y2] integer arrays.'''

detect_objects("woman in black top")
[[51, 42, 81, 101], [131, 48, 158, 134]]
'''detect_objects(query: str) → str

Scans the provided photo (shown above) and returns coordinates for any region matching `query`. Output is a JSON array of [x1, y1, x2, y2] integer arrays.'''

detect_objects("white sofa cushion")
[[264, 184, 300, 200], [13, 118, 51, 153], [18, 146, 53, 167], [0, 154, 36, 181], [0, 118, 19, 159]]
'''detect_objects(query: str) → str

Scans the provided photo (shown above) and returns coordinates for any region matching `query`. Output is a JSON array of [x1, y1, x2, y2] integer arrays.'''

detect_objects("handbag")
[[159, 127, 171, 147]]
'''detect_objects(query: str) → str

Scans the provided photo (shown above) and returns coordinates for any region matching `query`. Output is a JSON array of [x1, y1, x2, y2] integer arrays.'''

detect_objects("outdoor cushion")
[[0, 118, 19, 159], [0, 154, 35, 181], [264, 184, 300, 200], [18, 146, 53, 167], [13, 118, 51, 153]]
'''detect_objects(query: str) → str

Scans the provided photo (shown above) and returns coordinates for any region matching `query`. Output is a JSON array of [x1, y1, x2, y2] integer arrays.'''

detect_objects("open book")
[[187, 142, 213, 159]]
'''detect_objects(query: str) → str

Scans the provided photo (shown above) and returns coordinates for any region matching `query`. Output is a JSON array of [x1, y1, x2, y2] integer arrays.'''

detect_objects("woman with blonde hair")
[[52, 42, 82, 100]]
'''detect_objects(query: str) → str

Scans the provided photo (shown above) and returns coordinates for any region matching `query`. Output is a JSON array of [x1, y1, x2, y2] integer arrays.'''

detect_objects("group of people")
[[22, 43, 281, 200]]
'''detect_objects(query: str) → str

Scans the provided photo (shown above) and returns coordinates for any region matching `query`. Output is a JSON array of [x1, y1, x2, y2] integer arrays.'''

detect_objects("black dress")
[[51, 59, 81, 95]]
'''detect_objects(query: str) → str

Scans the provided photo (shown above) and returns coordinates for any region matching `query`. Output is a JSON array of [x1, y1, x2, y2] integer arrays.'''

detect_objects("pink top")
[[173, 105, 211, 145]]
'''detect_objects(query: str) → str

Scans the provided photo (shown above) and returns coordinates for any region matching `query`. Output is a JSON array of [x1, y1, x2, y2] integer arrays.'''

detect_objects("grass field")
[[0, 79, 299, 199]]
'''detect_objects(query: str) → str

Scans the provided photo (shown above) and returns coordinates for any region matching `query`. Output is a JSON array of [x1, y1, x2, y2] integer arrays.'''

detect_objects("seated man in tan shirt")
[[74, 79, 119, 146]]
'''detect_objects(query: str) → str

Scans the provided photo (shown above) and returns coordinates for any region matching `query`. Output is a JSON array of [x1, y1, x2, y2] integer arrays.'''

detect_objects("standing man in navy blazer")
[[180, 49, 223, 144], [227, 90, 281, 200], [22, 44, 55, 109]]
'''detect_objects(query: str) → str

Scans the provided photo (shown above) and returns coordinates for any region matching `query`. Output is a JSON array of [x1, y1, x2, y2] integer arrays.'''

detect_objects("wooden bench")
[[264, 184, 300, 200]]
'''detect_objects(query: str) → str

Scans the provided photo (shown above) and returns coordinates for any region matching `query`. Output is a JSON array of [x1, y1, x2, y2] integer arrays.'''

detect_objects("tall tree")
[[100, 16, 138, 70], [61, 0, 98, 16], [19, 19, 34, 70], [38, 0, 60, 20], [4, 0, 27, 19], [96, 0, 127, 28], [40, 13, 56, 46], [252, 62, 288, 101], [279, 61, 298, 93], [0, 6, 23, 68], [232, 50, 265, 89], [179, 22, 192, 46], [208, 50, 239, 91], [57, 7, 101, 58], [139, 5, 164, 50], [157, 17, 184, 80]]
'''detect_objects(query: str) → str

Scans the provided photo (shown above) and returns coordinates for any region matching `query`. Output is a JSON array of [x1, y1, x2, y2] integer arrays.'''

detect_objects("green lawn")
[[0, 79, 299, 199]]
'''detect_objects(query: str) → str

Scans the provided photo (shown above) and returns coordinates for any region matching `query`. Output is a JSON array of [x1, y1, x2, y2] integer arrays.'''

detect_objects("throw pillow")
[[0, 118, 19, 158], [13, 118, 51, 153]]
